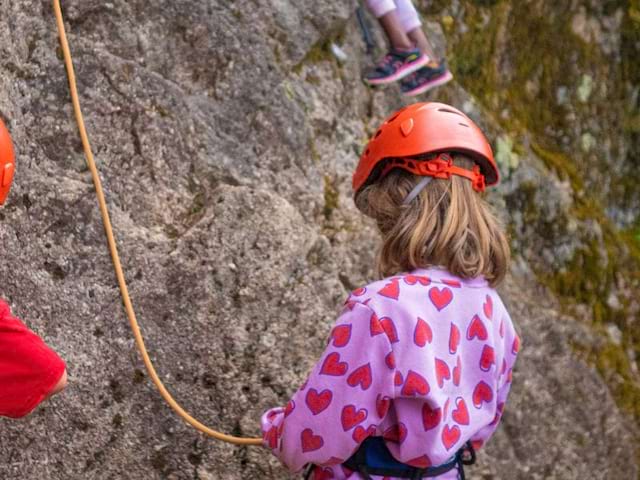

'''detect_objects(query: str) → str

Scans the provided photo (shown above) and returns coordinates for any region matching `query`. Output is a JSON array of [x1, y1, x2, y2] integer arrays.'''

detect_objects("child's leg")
[[391, 0, 453, 95], [366, 0, 414, 50], [407, 28, 437, 63], [394, 0, 438, 61], [364, 0, 431, 85]]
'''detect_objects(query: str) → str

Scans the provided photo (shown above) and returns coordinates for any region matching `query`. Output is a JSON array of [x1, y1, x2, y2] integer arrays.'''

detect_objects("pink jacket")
[[262, 267, 520, 479]]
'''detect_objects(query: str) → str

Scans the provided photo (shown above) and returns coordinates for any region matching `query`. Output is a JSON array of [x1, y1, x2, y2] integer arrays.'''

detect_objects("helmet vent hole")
[[365, 148, 370, 156], [408, 161, 415, 169], [459, 122, 470, 128], [386, 113, 400, 123], [397, 159, 405, 165], [374, 129, 382, 138], [438, 107, 465, 117]]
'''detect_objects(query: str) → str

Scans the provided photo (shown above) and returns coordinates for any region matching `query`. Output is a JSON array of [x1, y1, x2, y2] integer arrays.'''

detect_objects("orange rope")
[[52, 0, 263, 446]]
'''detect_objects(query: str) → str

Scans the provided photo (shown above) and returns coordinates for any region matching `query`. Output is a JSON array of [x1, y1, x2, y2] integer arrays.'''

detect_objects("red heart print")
[[421, 402, 441, 431], [352, 425, 370, 443], [471, 439, 484, 451], [467, 315, 488, 341], [442, 279, 461, 288], [380, 317, 399, 343], [499, 319, 505, 338], [352, 287, 367, 297], [472, 381, 493, 408], [330, 324, 352, 348], [451, 397, 470, 425], [341, 405, 368, 430], [507, 368, 513, 383], [441, 424, 461, 451], [264, 426, 278, 449], [284, 399, 295, 417], [435, 358, 451, 389], [376, 395, 392, 418], [453, 356, 462, 386], [343, 300, 357, 311], [347, 363, 373, 390], [483, 295, 493, 319], [320, 352, 348, 376], [313, 467, 334, 480], [370, 312, 385, 336], [513, 335, 521, 354], [443, 398, 450, 419], [404, 275, 431, 286], [449, 323, 461, 354], [385, 351, 396, 369], [489, 410, 501, 427], [394, 371, 404, 386], [414, 317, 433, 347], [401, 370, 430, 396], [407, 455, 432, 468], [429, 287, 453, 311], [479, 345, 496, 372], [305, 388, 333, 415], [378, 279, 400, 300], [383, 422, 407, 444], [301, 428, 324, 452]]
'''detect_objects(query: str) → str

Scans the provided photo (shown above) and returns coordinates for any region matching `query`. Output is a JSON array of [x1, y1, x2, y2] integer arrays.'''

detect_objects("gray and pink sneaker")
[[400, 59, 453, 96], [364, 48, 430, 86]]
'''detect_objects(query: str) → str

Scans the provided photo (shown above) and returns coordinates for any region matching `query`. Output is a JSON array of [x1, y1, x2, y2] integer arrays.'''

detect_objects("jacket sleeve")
[[470, 310, 520, 449], [0, 300, 66, 418], [261, 301, 396, 473]]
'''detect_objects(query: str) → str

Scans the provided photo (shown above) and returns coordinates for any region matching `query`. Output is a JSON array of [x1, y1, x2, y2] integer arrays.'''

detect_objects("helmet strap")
[[381, 153, 487, 192], [403, 176, 433, 204]]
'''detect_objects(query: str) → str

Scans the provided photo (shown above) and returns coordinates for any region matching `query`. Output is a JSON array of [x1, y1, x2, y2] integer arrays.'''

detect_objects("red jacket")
[[0, 300, 66, 418]]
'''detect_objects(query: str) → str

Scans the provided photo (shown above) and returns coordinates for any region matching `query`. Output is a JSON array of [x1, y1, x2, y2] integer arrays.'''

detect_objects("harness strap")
[[326, 439, 476, 479]]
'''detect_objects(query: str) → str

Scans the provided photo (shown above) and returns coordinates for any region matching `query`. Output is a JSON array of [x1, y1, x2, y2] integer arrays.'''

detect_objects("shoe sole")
[[402, 70, 454, 96], [364, 54, 431, 86]]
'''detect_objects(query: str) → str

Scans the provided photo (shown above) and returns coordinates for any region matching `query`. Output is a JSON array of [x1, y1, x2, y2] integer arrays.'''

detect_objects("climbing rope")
[[52, 0, 263, 446]]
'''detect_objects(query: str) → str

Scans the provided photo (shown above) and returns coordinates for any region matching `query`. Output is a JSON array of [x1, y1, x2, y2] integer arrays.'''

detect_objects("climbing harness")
[[352, 102, 499, 196], [52, 0, 262, 445], [0, 119, 16, 205], [304, 438, 476, 480]]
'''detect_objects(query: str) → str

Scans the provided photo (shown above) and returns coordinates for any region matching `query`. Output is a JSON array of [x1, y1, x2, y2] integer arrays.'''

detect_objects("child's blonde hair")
[[355, 155, 510, 286]]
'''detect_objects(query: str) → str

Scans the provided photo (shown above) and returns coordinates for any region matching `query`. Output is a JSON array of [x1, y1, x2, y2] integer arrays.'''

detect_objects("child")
[[363, 1, 453, 96], [261, 102, 520, 479], [0, 119, 68, 418]]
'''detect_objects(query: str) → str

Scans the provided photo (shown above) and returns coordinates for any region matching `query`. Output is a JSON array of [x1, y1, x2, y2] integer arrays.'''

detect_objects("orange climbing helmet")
[[352, 102, 499, 195], [0, 119, 15, 205]]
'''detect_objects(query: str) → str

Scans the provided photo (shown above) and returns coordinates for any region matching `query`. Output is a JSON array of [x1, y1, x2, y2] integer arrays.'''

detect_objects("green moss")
[[531, 142, 583, 192], [323, 175, 339, 220], [189, 191, 205, 216], [292, 31, 345, 74], [571, 328, 640, 421]]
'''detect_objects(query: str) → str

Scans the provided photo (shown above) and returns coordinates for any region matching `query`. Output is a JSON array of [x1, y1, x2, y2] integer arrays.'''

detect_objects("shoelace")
[[377, 52, 404, 73]]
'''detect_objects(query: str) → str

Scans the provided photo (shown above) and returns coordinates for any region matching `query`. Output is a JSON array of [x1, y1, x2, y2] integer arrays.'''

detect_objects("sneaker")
[[400, 59, 454, 96], [364, 48, 430, 86]]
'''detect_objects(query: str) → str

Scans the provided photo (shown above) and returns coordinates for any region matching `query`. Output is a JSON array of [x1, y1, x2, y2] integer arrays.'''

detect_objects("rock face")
[[0, 0, 638, 479]]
